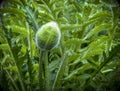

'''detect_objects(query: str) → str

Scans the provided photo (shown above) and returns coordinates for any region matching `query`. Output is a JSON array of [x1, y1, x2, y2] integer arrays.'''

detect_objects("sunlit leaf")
[[0, 8, 26, 17], [84, 24, 112, 39]]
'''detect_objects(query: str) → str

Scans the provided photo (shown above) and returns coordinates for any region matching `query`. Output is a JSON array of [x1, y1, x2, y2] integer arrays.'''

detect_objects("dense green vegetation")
[[0, 0, 120, 91]]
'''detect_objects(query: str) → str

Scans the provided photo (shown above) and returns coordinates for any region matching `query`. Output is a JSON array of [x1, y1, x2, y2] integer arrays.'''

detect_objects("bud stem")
[[39, 50, 45, 91], [44, 51, 50, 91], [39, 50, 50, 91]]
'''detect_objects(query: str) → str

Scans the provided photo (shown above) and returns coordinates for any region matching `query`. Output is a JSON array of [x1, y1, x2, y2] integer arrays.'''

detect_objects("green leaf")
[[82, 4, 92, 20], [84, 24, 112, 39], [79, 74, 91, 80], [102, 69, 113, 73], [11, 0, 23, 5], [88, 36, 109, 49], [66, 53, 80, 63], [6, 25, 28, 36], [0, 44, 9, 50], [86, 49, 103, 58], [60, 24, 82, 31], [63, 38, 88, 47], [89, 11, 112, 20], [38, 11, 54, 20], [1, 55, 13, 64], [0, 8, 26, 17], [64, 64, 93, 80], [5, 66, 18, 72], [39, 4, 51, 13], [25, 7, 39, 31], [49, 60, 59, 72]]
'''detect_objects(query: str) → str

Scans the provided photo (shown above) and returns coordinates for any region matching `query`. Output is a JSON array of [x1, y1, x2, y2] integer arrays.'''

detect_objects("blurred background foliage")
[[0, 0, 120, 91]]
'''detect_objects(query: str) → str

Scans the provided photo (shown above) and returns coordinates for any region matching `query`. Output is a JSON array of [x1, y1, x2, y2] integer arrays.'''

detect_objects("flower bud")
[[36, 21, 61, 50]]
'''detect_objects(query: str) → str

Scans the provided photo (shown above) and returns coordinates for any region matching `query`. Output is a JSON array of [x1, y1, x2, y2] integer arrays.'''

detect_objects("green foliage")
[[0, 0, 120, 91]]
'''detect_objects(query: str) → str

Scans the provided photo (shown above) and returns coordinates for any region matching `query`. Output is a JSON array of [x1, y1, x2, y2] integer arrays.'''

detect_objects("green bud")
[[36, 21, 61, 50]]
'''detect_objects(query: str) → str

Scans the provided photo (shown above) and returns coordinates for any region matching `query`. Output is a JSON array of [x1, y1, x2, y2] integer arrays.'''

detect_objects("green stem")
[[39, 50, 45, 91], [52, 53, 68, 91], [44, 51, 50, 91], [39, 50, 50, 91], [26, 22, 33, 91]]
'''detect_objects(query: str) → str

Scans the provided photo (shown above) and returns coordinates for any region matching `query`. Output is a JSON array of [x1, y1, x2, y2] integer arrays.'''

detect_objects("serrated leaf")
[[1, 55, 13, 64], [6, 25, 28, 36], [82, 4, 92, 19], [88, 36, 109, 49], [64, 64, 93, 80], [32, 64, 39, 73], [0, 44, 9, 50], [25, 7, 39, 31], [5, 66, 18, 72], [49, 0, 56, 7], [89, 11, 112, 20], [49, 60, 59, 72], [87, 58, 98, 67], [60, 24, 82, 31], [39, 4, 51, 13], [11, 0, 23, 5], [84, 24, 112, 39], [86, 49, 103, 58], [0, 8, 26, 17], [53, 7, 63, 13], [63, 38, 88, 46], [0, 36, 6, 43], [38, 11, 54, 20], [67, 53, 80, 63], [70, 36, 109, 66], [18, 45, 27, 57]]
